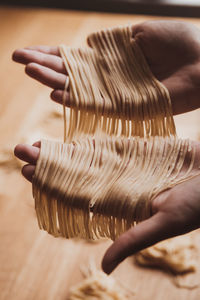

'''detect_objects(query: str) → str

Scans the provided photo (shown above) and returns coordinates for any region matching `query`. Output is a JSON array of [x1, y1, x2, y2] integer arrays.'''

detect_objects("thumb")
[[102, 212, 171, 274]]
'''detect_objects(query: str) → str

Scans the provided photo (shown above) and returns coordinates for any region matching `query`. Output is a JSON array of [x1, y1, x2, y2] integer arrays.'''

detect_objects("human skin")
[[13, 20, 200, 274]]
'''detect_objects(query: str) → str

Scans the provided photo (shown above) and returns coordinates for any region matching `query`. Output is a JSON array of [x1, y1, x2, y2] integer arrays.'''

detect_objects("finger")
[[24, 45, 60, 56], [102, 212, 171, 274], [25, 63, 67, 90], [12, 49, 66, 74], [50, 89, 70, 107], [14, 144, 40, 165], [32, 141, 41, 148], [22, 164, 35, 183]]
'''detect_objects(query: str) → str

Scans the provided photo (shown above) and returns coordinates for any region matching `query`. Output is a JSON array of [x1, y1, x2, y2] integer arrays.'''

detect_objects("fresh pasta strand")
[[63, 77, 69, 143]]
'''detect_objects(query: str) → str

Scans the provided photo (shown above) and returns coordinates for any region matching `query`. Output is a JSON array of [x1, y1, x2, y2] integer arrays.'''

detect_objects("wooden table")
[[0, 6, 200, 300]]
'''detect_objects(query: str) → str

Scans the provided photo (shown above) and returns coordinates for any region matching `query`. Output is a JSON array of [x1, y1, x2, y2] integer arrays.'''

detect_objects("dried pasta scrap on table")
[[68, 269, 133, 300], [47, 110, 63, 120], [134, 234, 197, 274], [0, 145, 22, 170], [134, 234, 199, 289]]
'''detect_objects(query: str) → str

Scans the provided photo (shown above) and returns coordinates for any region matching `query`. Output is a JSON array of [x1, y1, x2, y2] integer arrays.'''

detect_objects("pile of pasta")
[[68, 267, 132, 300], [134, 234, 199, 289], [135, 234, 197, 274], [32, 25, 200, 240]]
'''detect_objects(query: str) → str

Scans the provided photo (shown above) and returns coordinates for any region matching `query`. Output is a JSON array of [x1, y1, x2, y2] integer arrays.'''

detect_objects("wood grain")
[[0, 6, 200, 300]]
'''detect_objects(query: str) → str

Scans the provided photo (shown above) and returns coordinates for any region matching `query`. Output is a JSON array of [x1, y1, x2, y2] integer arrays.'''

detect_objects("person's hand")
[[132, 20, 200, 115], [12, 21, 200, 115], [14, 142, 200, 274], [102, 174, 200, 274]]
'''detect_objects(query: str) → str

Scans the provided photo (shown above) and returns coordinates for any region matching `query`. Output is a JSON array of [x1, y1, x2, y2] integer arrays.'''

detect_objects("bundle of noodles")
[[32, 135, 199, 240], [32, 25, 200, 240], [59, 26, 175, 141]]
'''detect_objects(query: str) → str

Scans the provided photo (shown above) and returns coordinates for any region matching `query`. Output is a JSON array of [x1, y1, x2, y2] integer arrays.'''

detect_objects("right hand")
[[102, 173, 200, 274]]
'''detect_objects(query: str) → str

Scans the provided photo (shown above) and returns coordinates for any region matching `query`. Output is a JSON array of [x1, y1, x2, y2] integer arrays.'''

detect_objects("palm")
[[152, 175, 200, 235], [132, 21, 200, 114]]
